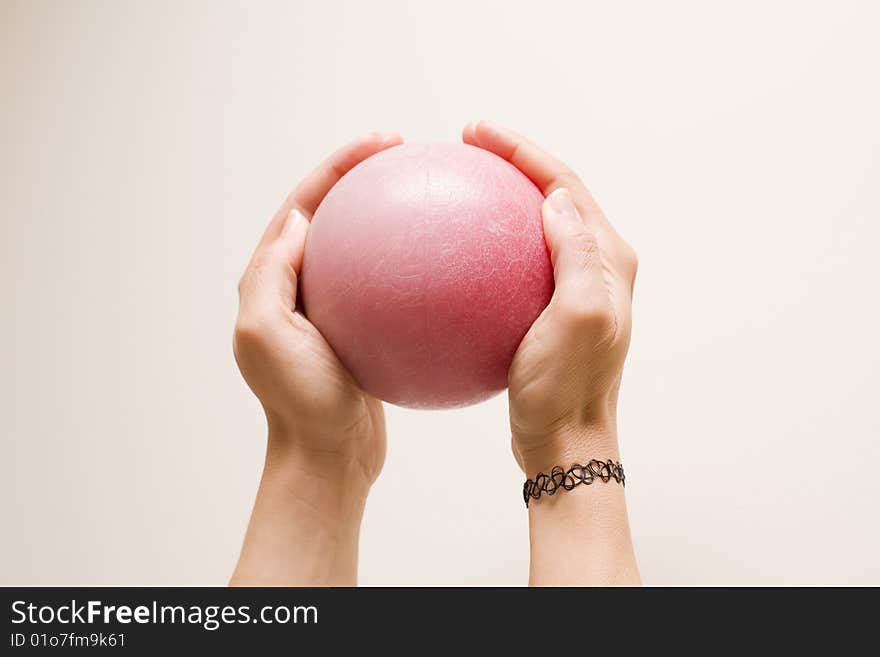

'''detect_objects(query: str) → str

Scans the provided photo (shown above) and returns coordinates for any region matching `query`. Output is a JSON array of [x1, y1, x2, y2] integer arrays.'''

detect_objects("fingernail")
[[548, 188, 577, 216], [282, 208, 305, 235]]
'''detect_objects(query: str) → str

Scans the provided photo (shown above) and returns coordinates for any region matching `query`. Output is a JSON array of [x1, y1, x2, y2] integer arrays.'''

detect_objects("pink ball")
[[302, 143, 553, 408]]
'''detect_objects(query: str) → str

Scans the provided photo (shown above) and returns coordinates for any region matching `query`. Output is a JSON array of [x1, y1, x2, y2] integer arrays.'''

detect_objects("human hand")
[[463, 121, 640, 585], [463, 121, 638, 475], [231, 132, 402, 586]]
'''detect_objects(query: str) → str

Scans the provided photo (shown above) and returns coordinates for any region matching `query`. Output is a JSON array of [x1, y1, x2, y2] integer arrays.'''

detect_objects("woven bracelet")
[[523, 459, 625, 508]]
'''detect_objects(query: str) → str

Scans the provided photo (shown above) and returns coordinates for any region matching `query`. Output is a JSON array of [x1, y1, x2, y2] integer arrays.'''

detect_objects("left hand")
[[463, 121, 641, 586], [463, 121, 638, 475]]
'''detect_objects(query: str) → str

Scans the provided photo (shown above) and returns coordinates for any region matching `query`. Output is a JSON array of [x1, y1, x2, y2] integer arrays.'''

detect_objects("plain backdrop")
[[2, 0, 878, 586]]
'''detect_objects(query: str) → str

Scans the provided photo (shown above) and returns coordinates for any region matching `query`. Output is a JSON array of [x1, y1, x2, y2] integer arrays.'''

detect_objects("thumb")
[[238, 208, 309, 317], [541, 188, 613, 323]]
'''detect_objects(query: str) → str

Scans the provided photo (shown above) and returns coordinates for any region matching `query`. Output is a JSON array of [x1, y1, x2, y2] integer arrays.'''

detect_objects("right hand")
[[233, 132, 402, 485], [230, 132, 402, 587]]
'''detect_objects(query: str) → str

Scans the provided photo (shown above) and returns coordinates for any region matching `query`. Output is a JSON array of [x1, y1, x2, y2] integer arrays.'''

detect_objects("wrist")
[[266, 401, 383, 478], [516, 418, 639, 586], [264, 429, 374, 509], [230, 436, 371, 587], [527, 481, 640, 586], [513, 416, 639, 585], [514, 420, 620, 477]]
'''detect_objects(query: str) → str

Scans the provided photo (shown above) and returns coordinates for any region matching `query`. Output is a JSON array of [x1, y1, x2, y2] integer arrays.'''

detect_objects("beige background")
[[2, 0, 878, 585]]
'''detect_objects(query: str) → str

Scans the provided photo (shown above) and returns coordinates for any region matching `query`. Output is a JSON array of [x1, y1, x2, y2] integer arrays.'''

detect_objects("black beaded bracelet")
[[523, 459, 625, 507]]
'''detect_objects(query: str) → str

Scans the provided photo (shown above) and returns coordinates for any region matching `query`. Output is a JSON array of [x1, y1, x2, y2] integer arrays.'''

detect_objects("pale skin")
[[230, 122, 640, 587]]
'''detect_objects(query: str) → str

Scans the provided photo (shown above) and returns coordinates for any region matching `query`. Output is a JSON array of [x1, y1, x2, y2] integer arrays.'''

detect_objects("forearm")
[[521, 425, 640, 586], [230, 437, 371, 587]]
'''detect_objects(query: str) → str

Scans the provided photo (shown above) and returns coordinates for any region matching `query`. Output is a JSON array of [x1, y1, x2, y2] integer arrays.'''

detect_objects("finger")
[[464, 120, 636, 284], [258, 130, 403, 249], [241, 130, 403, 316], [541, 188, 614, 329], [461, 121, 477, 145], [463, 120, 612, 233], [239, 208, 309, 317], [462, 120, 581, 198]]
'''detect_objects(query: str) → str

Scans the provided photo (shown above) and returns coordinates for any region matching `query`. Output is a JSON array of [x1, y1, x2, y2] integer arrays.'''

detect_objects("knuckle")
[[556, 170, 586, 197], [249, 250, 274, 275], [238, 249, 279, 300], [556, 296, 616, 335], [556, 165, 582, 186], [233, 313, 272, 352], [577, 305, 616, 334], [579, 231, 601, 259], [566, 229, 601, 271]]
